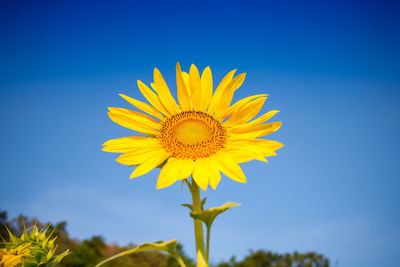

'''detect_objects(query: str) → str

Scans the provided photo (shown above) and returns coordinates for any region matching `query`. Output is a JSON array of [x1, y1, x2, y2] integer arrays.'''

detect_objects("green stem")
[[176, 257, 187, 267], [206, 225, 211, 262], [191, 179, 205, 257]]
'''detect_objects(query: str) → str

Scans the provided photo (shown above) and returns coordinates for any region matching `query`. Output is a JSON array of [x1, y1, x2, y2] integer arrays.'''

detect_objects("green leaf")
[[23, 262, 38, 267], [46, 249, 55, 261], [200, 197, 207, 210], [190, 202, 240, 229], [47, 237, 57, 250], [53, 249, 71, 263], [95, 239, 186, 267], [182, 197, 207, 212], [41, 229, 55, 250], [34, 250, 47, 263], [22, 225, 30, 241], [38, 225, 51, 242], [181, 203, 193, 211], [29, 225, 38, 239], [5, 225, 20, 244]]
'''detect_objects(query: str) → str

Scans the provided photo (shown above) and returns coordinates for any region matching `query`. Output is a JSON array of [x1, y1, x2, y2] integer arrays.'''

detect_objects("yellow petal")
[[216, 73, 246, 116], [206, 157, 221, 190], [179, 159, 196, 180], [130, 150, 171, 179], [103, 136, 148, 147], [182, 71, 190, 93], [210, 73, 246, 118], [246, 110, 280, 126], [137, 80, 171, 116], [222, 148, 267, 164], [156, 158, 195, 189], [229, 139, 284, 152], [192, 158, 209, 190], [189, 64, 202, 111], [201, 66, 213, 111], [119, 94, 164, 120], [116, 146, 166, 165], [176, 62, 191, 111], [107, 112, 159, 135], [152, 68, 180, 114], [214, 152, 246, 183], [224, 97, 267, 126], [222, 94, 268, 119], [104, 145, 158, 154], [224, 146, 270, 163], [108, 107, 160, 126], [224, 139, 284, 163], [102, 137, 161, 153], [230, 121, 282, 139], [208, 69, 236, 114], [156, 158, 180, 189]]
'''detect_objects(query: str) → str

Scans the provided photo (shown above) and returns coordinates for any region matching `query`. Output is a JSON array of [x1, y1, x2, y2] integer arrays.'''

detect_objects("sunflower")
[[103, 63, 283, 190]]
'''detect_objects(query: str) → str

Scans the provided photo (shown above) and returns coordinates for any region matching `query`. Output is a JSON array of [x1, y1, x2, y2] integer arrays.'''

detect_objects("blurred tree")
[[60, 236, 105, 267], [0, 210, 11, 248], [0, 209, 330, 267], [216, 250, 329, 267], [51, 221, 77, 254]]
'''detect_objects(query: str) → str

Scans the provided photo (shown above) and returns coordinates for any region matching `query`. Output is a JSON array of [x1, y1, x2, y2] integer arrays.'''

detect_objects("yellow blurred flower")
[[103, 63, 283, 190], [0, 225, 70, 267], [0, 243, 31, 267]]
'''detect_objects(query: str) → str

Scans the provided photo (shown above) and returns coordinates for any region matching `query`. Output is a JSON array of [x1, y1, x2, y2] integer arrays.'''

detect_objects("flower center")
[[174, 119, 212, 145], [160, 111, 227, 160]]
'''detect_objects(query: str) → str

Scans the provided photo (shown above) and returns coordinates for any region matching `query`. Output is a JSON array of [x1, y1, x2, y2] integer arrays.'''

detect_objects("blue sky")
[[1, 0, 399, 266]]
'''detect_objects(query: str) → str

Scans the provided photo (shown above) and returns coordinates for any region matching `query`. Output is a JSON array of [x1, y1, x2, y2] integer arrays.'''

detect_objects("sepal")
[[182, 197, 207, 212], [190, 202, 240, 228]]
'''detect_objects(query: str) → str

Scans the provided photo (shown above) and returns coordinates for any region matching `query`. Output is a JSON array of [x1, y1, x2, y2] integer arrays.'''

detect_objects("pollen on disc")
[[174, 119, 212, 145]]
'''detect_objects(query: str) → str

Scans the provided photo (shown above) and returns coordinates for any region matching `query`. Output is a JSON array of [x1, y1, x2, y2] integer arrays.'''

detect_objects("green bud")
[[0, 224, 70, 266]]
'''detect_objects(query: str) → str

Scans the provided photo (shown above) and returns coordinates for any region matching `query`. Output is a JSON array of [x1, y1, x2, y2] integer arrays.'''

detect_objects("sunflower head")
[[0, 225, 70, 266], [103, 63, 283, 190]]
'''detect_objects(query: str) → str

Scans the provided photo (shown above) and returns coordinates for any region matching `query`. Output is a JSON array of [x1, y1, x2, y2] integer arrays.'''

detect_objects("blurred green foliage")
[[215, 250, 329, 267], [0, 209, 330, 267]]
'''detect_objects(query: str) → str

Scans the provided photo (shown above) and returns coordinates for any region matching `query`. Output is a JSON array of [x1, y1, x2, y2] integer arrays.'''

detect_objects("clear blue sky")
[[1, 0, 399, 266]]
